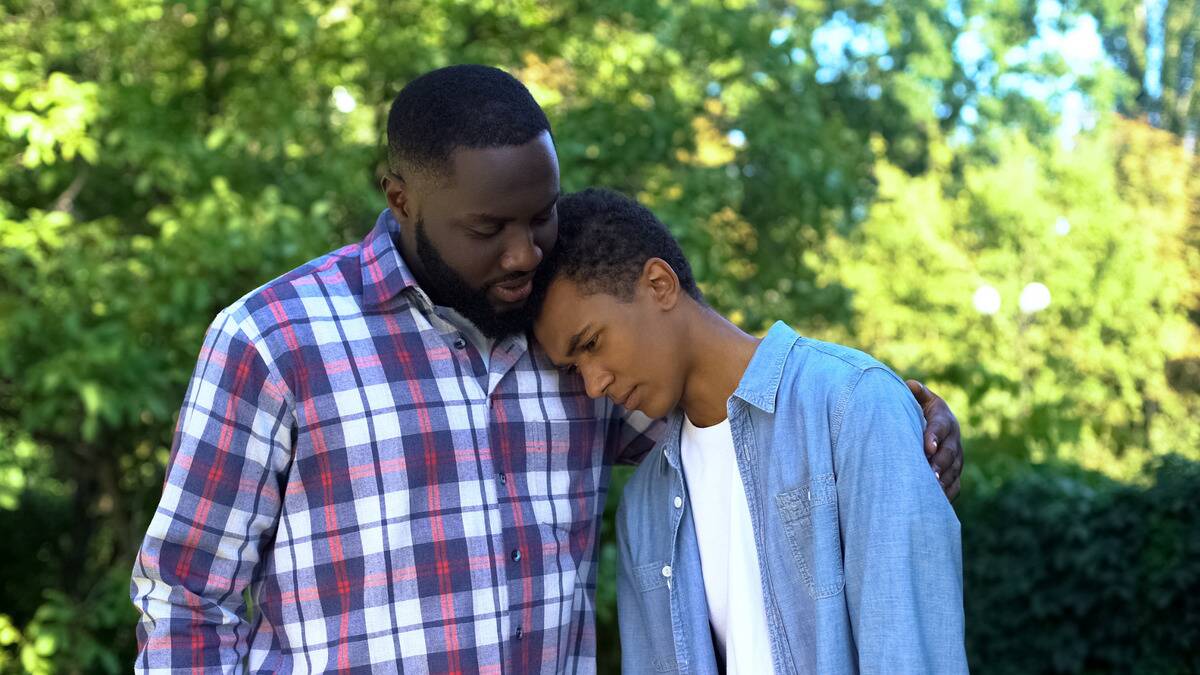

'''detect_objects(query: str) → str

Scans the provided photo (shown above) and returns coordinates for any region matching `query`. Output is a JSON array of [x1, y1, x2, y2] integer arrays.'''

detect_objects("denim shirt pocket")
[[631, 560, 679, 672], [634, 560, 672, 592], [776, 473, 845, 599]]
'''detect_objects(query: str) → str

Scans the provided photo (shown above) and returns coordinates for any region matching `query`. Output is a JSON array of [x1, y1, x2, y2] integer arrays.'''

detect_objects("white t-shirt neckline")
[[680, 413, 776, 675]]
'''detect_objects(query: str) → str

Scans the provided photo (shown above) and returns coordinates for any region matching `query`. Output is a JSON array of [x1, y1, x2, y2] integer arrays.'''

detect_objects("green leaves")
[[4, 73, 101, 167], [958, 455, 1200, 673], [810, 119, 1199, 479], [0, 1, 1196, 673]]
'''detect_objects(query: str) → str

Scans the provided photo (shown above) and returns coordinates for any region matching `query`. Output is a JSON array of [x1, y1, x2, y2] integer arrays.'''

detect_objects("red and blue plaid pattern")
[[132, 210, 659, 673]]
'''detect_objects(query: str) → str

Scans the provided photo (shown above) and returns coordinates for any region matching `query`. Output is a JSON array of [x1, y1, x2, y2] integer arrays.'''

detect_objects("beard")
[[412, 219, 537, 340]]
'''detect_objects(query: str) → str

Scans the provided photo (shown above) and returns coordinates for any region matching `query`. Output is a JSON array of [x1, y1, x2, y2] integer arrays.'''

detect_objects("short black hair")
[[535, 188, 703, 311], [387, 64, 552, 181]]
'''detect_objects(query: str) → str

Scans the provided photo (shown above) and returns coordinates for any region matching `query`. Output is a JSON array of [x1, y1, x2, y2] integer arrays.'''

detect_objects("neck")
[[394, 230, 459, 310], [678, 305, 760, 427]]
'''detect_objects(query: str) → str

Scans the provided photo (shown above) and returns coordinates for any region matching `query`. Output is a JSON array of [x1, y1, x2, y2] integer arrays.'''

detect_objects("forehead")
[[535, 278, 626, 360], [431, 131, 560, 213]]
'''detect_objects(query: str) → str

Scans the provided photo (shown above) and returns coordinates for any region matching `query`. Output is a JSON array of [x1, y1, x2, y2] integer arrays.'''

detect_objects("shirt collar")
[[731, 321, 801, 414], [658, 321, 799, 473], [360, 209, 421, 309]]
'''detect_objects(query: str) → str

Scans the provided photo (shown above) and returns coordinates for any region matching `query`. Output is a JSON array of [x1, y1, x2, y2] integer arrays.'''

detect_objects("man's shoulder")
[[791, 337, 892, 378], [780, 337, 909, 415], [219, 241, 367, 342]]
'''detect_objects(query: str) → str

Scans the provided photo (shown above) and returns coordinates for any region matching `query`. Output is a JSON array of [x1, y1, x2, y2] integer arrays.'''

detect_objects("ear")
[[381, 172, 413, 225], [640, 258, 681, 310]]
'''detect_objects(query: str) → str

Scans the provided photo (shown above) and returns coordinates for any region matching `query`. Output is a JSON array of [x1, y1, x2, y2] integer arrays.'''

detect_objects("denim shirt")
[[615, 322, 967, 674]]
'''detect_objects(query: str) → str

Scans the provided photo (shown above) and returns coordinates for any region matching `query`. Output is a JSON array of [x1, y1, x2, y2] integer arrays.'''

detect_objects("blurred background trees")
[[0, 0, 1197, 672]]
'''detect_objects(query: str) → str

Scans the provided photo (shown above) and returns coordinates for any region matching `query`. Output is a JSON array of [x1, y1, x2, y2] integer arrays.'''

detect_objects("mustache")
[[487, 271, 534, 288]]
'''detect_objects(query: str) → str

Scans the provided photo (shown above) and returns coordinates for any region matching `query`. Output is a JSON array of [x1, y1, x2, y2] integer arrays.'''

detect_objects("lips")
[[613, 385, 639, 410], [489, 275, 534, 304]]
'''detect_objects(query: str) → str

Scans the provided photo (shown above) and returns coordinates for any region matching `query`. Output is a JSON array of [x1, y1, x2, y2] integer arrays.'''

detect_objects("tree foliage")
[[0, 0, 1196, 672]]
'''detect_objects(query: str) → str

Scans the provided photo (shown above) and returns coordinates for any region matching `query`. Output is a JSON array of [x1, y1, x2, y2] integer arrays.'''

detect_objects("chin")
[[638, 398, 671, 420]]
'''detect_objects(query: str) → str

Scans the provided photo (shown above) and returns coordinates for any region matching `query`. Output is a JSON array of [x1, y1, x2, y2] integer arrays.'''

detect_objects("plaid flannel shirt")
[[131, 210, 660, 674]]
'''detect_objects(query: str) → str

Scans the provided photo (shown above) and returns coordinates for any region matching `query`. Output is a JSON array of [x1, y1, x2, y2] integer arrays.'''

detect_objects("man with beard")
[[131, 65, 964, 673]]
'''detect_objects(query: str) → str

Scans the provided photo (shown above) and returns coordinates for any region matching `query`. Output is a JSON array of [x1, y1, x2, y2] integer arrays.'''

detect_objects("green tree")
[[1, 0, 1197, 672], [811, 117, 1199, 477], [1072, 0, 1200, 138]]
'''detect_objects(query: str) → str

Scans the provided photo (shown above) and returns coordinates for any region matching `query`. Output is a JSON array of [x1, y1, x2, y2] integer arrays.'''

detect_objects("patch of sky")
[[1143, 0, 1166, 115], [1020, 1, 1105, 76], [810, 10, 890, 83], [984, 0, 1106, 143], [945, 0, 966, 28], [954, 24, 990, 78]]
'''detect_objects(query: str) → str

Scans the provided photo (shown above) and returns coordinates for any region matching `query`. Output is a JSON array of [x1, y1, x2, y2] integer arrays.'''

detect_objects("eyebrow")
[[466, 193, 560, 224], [564, 323, 593, 360]]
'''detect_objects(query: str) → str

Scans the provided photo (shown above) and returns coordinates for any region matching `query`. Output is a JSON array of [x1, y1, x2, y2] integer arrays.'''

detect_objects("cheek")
[[537, 222, 559, 255], [622, 336, 667, 382], [446, 238, 504, 282]]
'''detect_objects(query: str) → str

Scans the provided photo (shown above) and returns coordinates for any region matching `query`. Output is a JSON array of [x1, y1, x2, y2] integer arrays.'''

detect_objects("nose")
[[579, 361, 613, 400], [500, 224, 543, 273]]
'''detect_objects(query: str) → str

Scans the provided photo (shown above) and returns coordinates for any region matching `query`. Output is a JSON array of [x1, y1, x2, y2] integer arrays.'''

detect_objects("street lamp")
[[973, 284, 1001, 315], [1019, 282, 1051, 314]]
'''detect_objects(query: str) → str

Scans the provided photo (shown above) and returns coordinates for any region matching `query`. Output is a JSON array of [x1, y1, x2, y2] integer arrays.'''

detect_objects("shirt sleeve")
[[612, 406, 666, 465], [130, 311, 293, 673], [833, 367, 968, 673]]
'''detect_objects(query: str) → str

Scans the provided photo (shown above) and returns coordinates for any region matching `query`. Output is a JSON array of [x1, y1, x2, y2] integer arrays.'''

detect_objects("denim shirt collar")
[[659, 321, 799, 472], [657, 410, 686, 473], [732, 321, 801, 413]]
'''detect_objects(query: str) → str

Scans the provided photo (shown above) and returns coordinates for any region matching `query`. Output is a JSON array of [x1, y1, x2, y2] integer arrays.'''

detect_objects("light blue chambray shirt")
[[615, 322, 968, 674]]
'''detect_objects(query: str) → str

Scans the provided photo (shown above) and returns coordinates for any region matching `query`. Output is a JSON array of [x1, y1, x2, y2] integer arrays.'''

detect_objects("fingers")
[[944, 475, 961, 501], [925, 420, 962, 486], [930, 435, 963, 498], [938, 443, 962, 482], [924, 420, 948, 458], [906, 377, 963, 499], [928, 439, 954, 473], [906, 379, 932, 406]]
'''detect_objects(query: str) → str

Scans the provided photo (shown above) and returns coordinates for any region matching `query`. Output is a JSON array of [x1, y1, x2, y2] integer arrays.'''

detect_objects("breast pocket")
[[523, 414, 604, 535], [776, 473, 845, 599]]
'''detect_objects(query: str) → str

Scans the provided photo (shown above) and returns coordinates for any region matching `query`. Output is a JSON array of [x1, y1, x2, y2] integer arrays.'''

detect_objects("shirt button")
[[661, 565, 672, 579], [511, 549, 522, 562], [453, 336, 467, 350], [515, 626, 524, 640], [498, 472, 507, 485], [673, 496, 683, 508]]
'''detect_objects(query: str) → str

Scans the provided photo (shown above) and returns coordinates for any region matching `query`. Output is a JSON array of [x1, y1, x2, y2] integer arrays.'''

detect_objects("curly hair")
[[533, 187, 703, 313]]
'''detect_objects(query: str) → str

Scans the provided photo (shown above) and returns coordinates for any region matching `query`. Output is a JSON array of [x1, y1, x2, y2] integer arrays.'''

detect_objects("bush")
[[959, 455, 1200, 674]]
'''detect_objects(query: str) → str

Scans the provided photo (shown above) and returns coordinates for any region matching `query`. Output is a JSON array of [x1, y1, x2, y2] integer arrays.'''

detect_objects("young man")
[[533, 188, 968, 673], [131, 66, 964, 673]]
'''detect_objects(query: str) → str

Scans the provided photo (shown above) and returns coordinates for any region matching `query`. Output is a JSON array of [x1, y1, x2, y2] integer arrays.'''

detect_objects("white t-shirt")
[[680, 414, 776, 675]]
